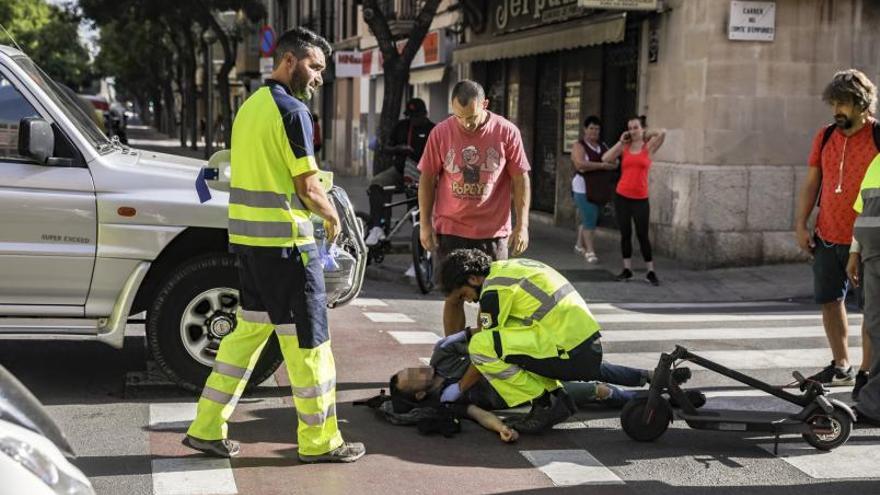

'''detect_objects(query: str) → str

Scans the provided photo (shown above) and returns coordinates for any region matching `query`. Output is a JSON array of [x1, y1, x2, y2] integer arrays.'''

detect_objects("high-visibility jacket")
[[228, 79, 318, 249], [855, 153, 880, 262], [475, 258, 601, 360]]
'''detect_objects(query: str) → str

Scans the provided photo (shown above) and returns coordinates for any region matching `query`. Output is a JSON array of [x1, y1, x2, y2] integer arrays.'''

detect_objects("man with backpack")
[[795, 69, 879, 396]]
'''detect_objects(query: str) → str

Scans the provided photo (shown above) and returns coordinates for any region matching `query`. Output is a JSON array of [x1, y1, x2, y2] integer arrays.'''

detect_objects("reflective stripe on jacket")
[[228, 80, 318, 248]]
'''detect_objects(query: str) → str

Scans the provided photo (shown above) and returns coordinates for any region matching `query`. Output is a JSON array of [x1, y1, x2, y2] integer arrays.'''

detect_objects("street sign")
[[259, 25, 276, 57], [729, 1, 776, 41]]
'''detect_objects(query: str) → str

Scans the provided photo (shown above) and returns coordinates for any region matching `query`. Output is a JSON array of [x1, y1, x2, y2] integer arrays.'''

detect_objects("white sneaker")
[[404, 264, 416, 278], [365, 226, 386, 246], [584, 252, 599, 264]]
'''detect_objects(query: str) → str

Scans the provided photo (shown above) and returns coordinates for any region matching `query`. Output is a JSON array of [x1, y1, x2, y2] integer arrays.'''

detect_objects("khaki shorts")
[[432, 233, 508, 287]]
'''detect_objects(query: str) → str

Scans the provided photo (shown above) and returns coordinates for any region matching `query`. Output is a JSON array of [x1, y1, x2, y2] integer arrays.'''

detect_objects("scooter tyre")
[[621, 397, 672, 442], [802, 408, 852, 451]]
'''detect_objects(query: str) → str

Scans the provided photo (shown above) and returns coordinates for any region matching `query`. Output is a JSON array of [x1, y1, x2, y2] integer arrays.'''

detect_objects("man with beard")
[[183, 27, 365, 463], [796, 69, 880, 394]]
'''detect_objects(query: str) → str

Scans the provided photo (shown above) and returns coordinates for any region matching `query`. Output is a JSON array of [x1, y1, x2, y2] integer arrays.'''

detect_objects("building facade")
[[455, 0, 880, 267]]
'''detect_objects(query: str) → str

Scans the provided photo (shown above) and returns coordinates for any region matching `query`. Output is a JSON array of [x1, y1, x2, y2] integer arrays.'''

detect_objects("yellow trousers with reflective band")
[[468, 330, 561, 407], [187, 311, 343, 456], [187, 246, 343, 457]]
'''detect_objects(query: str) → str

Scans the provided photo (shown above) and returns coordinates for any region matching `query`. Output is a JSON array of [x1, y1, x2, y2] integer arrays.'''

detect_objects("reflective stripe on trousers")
[[187, 311, 343, 456]]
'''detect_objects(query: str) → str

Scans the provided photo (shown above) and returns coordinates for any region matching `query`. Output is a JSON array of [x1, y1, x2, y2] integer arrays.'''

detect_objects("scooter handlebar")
[[792, 370, 806, 385]]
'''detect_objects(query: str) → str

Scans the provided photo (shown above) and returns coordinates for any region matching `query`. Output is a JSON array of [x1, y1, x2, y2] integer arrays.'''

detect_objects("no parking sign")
[[259, 25, 276, 57]]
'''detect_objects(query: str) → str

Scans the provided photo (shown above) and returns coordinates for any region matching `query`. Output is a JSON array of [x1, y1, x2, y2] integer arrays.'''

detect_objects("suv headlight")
[[0, 436, 95, 495]]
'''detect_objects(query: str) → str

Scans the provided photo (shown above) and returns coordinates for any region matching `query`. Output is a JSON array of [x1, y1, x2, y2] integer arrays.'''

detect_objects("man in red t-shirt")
[[795, 69, 878, 391], [418, 80, 531, 336]]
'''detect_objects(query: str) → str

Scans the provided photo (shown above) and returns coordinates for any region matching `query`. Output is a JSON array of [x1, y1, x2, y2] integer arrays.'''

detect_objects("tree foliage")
[[0, 0, 92, 89]]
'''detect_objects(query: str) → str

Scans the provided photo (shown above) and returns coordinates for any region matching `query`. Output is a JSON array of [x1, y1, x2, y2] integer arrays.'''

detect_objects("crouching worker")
[[437, 249, 691, 433]]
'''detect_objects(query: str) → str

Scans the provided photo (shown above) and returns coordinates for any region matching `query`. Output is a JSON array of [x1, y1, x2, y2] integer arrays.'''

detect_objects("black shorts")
[[236, 245, 328, 348], [432, 233, 508, 286], [812, 234, 851, 304]]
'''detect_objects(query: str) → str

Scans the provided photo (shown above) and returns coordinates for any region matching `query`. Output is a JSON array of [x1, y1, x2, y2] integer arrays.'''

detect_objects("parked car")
[[0, 44, 366, 392], [0, 365, 95, 495]]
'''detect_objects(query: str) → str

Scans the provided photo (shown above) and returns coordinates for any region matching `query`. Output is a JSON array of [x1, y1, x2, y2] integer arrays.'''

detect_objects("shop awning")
[[452, 13, 626, 65], [409, 66, 446, 85]]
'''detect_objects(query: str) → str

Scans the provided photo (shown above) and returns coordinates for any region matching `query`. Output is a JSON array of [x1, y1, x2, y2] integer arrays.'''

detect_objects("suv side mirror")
[[17, 117, 54, 164]]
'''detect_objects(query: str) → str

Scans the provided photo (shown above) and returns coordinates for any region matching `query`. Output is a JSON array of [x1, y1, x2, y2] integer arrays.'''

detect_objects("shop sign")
[[363, 30, 449, 77], [334, 51, 364, 78], [579, 0, 657, 9], [562, 81, 582, 153], [491, 0, 585, 34], [728, 1, 776, 41]]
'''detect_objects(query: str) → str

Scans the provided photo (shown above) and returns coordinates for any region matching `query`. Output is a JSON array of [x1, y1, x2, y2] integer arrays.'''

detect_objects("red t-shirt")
[[418, 112, 530, 239], [616, 146, 651, 200], [808, 118, 877, 244]]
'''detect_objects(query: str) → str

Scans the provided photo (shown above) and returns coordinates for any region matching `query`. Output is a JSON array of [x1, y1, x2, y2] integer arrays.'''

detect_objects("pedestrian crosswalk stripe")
[[591, 302, 801, 311], [758, 442, 880, 479], [149, 403, 197, 431], [596, 313, 862, 323], [351, 298, 388, 307], [602, 348, 863, 371], [364, 312, 415, 323], [520, 449, 623, 486], [600, 326, 831, 342], [419, 357, 431, 365], [152, 458, 237, 495], [388, 331, 440, 344]]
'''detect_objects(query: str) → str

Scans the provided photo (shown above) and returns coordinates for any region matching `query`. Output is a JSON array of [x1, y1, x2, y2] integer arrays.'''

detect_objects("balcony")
[[380, 0, 421, 39]]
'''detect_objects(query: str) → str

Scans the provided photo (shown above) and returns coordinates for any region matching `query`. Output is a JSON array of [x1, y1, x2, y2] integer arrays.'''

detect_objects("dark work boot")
[[182, 435, 240, 458], [509, 389, 574, 434]]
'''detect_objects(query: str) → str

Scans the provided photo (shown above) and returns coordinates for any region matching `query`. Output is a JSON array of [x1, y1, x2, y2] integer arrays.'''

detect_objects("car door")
[[0, 70, 96, 308]]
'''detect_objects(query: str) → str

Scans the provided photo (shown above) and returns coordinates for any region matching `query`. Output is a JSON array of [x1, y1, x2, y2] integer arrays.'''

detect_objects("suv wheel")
[[146, 253, 283, 393]]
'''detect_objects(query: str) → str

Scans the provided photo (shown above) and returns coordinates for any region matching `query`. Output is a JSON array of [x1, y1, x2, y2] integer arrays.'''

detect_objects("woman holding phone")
[[602, 116, 666, 286]]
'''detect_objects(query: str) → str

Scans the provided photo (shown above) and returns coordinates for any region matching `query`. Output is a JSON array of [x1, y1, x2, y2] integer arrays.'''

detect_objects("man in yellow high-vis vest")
[[850, 153, 880, 425], [183, 27, 364, 463], [436, 249, 685, 433]]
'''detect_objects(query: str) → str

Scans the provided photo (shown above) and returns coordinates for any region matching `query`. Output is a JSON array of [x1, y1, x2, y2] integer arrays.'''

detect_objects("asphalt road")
[[2, 276, 879, 495]]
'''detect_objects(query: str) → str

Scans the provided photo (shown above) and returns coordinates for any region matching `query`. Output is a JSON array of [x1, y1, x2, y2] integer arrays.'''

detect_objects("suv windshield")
[[13, 55, 110, 151]]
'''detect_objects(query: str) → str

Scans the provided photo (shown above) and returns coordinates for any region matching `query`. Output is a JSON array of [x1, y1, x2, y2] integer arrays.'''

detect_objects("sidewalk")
[[129, 125, 815, 304]]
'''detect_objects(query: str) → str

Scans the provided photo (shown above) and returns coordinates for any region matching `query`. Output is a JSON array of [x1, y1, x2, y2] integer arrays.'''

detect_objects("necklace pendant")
[[835, 185, 843, 194]]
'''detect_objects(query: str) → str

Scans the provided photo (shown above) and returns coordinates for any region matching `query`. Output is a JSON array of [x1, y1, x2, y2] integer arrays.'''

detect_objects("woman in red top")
[[603, 116, 666, 285]]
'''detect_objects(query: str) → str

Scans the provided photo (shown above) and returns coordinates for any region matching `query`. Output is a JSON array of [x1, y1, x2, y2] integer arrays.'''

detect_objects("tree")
[[362, 0, 442, 173], [0, 0, 92, 89]]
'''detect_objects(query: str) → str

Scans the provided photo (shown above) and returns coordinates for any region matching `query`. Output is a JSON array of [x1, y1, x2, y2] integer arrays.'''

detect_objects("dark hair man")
[[418, 80, 531, 336], [434, 249, 688, 433], [796, 69, 879, 392], [184, 27, 365, 463], [365, 98, 435, 247]]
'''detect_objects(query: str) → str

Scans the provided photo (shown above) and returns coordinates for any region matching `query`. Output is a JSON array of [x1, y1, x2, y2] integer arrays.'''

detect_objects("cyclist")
[[366, 98, 435, 246]]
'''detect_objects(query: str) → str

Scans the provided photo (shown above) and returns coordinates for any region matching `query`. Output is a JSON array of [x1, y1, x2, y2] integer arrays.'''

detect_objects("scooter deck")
[[676, 409, 809, 434]]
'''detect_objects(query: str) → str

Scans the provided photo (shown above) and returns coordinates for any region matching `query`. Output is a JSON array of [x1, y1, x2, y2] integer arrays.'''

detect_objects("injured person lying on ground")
[[366, 332, 662, 442]]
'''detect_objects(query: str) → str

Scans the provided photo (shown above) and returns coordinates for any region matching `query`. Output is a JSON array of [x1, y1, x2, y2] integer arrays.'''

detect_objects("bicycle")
[[356, 181, 434, 294]]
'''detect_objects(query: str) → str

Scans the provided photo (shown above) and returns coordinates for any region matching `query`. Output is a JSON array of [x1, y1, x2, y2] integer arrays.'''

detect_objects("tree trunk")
[[151, 90, 163, 132], [376, 60, 409, 174], [206, 14, 235, 149], [363, 0, 442, 174], [164, 55, 177, 137], [183, 28, 199, 150]]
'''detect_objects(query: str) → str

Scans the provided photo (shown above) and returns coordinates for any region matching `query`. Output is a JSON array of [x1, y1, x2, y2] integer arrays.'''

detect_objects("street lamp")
[[203, 27, 217, 158]]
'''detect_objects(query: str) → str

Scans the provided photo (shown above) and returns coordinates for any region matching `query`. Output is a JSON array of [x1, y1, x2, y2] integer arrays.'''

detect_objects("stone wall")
[[644, 0, 880, 267]]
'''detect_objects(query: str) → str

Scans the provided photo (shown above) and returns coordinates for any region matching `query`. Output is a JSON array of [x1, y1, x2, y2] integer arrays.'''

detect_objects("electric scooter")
[[620, 345, 855, 453]]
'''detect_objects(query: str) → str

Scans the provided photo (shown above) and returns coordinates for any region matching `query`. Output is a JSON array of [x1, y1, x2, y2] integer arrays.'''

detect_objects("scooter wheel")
[[802, 408, 852, 451], [621, 397, 672, 442]]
